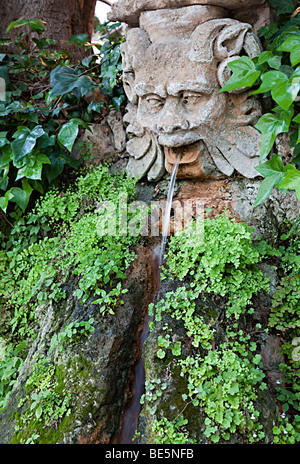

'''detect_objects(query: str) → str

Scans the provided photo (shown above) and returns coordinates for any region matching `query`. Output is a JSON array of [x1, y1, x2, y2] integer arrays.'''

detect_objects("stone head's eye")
[[181, 93, 202, 105], [145, 95, 164, 109]]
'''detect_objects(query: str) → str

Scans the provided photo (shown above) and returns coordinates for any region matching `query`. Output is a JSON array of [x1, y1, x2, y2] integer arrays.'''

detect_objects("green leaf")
[[69, 33, 89, 47], [6, 18, 45, 34], [279, 167, 300, 201], [252, 68, 300, 109], [157, 349, 166, 359], [255, 107, 294, 161], [15, 153, 51, 181], [58, 118, 91, 152], [278, 36, 300, 66], [258, 51, 282, 70], [254, 174, 283, 207], [0, 194, 8, 212], [11, 125, 45, 165], [35, 405, 43, 419], [293, 113, 300, 143], [87, 101, 104, 114], [50, 66, 93, 99], [230, 382, 239, 395], [219, 56, 260, 92], [9, 181, 32, 211], [255, 153, 283, 177], [269, 0, 296, 15]]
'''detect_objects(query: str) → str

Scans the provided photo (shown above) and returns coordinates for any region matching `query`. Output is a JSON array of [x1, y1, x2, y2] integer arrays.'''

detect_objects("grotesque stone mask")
[[110, 2, 268, 181]]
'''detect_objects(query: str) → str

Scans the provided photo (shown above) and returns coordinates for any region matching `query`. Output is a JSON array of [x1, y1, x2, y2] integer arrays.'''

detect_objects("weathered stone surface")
[[107, 109, 127, 152], [72, 122, 115, 165], [108, 0, 268, 26], [0, 246, 153, 444]]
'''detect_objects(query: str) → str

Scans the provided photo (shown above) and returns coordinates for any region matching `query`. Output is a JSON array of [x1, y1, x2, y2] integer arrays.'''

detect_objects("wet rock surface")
[[0, 246, 152, 444]]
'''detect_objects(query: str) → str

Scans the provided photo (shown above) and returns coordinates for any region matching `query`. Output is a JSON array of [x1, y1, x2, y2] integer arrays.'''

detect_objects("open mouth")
[[164, 141, 206, 165]]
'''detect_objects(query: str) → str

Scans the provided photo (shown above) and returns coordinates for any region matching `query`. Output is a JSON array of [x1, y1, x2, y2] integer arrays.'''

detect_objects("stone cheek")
[[117, 4, 266, 181]]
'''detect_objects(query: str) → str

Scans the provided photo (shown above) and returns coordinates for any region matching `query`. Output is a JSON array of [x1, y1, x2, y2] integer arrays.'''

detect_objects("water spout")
[[158, 153, 181, 267]]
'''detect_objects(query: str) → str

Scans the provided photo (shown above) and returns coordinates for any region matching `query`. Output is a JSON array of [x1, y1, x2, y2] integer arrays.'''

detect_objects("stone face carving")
[[110, 2, 270, 181]]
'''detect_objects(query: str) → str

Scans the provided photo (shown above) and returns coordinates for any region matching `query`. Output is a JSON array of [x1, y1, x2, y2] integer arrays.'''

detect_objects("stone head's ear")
[[188, 18, 261, 63], [215, 23, 262, 93], [214, 20, 253, 60], [121, 28, 151, 104]]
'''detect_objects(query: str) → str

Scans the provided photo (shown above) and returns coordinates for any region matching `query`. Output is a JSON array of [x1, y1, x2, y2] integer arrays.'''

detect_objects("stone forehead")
[[108, 0, 267, 26], [133, 40, 219, 93]]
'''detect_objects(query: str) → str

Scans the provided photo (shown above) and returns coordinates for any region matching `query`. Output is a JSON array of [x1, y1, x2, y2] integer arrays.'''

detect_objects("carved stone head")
[[109, 2, 269, 181]]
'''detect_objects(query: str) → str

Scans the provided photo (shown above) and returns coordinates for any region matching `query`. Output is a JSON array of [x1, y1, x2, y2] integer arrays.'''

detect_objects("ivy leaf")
[[278, 36, 300, 66], [219, 56, 261, 92], [254, 174, 282, 207], [9, 181, 32, 211], [253, 154, 285, 207], [69, 33, 89, 47], [50, 66, 93, 99], [268, 0, 296, 15], [255, 153, 283, 177], [0, 193, 8, 212], [15, 153, 51, 181], [58, 118, 91, 152], [252, 68, 300, 109], [44, 153, 65, 184], [258, 51, 282, 70], [11, 125, 45, 165], [255, 107, 294, 161], [279, 167, 300, 201], [293, 113, 300, 143]]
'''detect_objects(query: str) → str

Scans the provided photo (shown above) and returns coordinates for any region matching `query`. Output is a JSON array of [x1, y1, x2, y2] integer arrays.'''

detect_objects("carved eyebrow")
[[135, 82, 167, 99], [167, 82, 213, 96]]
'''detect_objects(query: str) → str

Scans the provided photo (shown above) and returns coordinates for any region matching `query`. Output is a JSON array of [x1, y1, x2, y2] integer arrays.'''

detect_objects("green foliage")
[[152, 417, 196, 444], [269, 233, 300, 330], [162, 214, 269, 319], [0, 165, 138, 339], [219, 3, 300, 205], [179, 343, 266, 443], [15, 358, 71, 443], [144, 214, 271, 443], [0, 19, 125, 214], [0, 342, 26, 410], [49, 318, 95, 353], [273, 415, 300, 444], [0, 165, 139, 411]]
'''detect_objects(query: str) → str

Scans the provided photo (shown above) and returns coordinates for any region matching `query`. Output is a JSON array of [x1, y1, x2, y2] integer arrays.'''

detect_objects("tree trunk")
[[0, 0, 97, 61]]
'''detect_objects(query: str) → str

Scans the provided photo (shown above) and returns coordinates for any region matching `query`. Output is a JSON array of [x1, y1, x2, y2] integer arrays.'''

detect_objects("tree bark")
[[0, 0, 97, 61]]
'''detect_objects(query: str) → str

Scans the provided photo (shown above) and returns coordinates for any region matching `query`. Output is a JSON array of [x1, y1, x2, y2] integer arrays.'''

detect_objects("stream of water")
[[117, 154, 181, 444], [159, 154, 181, 267]]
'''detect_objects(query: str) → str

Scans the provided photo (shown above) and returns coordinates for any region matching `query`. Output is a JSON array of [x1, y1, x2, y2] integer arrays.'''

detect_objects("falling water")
[[158, 153, 181, 267], [117, 153, 180, 444]]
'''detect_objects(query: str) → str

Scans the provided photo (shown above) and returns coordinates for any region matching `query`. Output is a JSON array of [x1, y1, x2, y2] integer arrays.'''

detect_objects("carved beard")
[[164, 125, 261, 179]]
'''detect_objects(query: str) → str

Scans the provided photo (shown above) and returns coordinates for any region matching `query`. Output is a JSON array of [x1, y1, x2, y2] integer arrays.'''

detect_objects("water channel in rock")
[[117, 154, 181, 444]]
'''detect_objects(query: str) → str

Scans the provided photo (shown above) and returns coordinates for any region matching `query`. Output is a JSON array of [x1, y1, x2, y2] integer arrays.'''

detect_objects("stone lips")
[[108, 0, 268, 26]]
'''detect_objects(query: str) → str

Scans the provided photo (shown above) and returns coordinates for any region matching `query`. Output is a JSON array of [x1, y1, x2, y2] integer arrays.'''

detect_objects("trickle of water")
[[158, 153, 181, 267], [117, 154, 180, 444]]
